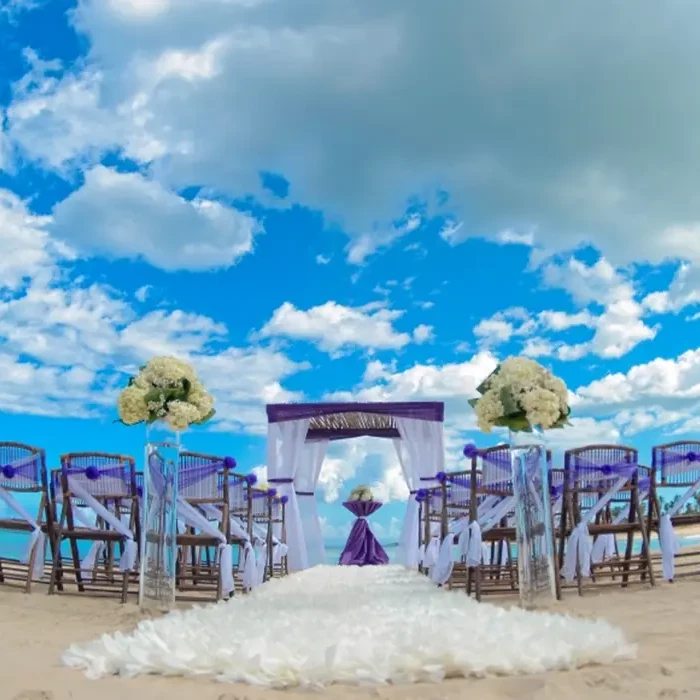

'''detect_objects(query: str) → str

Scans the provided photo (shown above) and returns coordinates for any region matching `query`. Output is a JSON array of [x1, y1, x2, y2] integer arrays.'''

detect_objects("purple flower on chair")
[[245, 473, 258, 485], [601, 464, 613, 476], [85, 465, 100, 481], [224, 456, 237, 469], [2, 464, 16, 479], [268, 488, 277, 498], [435, 471, 447, 483], [463, 443, 480, 459], [687, 451, 698, 463], [416, 488, 427, 502], [280, 495, 289, 504]]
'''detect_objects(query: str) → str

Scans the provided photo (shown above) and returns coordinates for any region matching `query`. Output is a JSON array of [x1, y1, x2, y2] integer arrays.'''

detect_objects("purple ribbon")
[[1, 456, 41, 483], [570, 457, 638, 481], [178, 461, 223, 491], [658, 449, 700, 478]]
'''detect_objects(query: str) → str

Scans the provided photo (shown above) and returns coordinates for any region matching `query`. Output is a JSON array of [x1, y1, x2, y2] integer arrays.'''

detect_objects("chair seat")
[[0, 518, 50, 533], [60, 527, 126, 541], [177, 533, 247, 546]]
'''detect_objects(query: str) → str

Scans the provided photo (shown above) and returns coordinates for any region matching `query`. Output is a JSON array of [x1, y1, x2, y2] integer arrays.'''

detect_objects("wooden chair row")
[[418, 440, 700, 600], [0, 442, 287, 603]]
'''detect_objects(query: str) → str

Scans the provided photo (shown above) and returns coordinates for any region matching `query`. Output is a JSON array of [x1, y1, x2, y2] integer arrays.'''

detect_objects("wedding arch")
[[265, 401, 445, 571]]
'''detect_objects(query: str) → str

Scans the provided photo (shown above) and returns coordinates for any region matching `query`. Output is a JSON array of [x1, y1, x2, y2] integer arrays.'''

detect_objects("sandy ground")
[[1, 570, 700, 700]]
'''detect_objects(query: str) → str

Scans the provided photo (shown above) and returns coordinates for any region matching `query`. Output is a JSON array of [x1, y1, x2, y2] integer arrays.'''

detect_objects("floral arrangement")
[[116, 356, 215, 431], [469, 356, 570, 433], [348, 484, 374, 502]]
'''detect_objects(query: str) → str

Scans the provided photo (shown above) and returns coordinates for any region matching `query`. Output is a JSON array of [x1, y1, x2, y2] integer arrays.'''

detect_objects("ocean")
[[2, 534, 695, 567]]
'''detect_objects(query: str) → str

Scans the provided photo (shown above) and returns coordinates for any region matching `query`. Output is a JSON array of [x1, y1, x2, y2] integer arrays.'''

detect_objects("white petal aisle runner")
[[62, 566, 635, 688]]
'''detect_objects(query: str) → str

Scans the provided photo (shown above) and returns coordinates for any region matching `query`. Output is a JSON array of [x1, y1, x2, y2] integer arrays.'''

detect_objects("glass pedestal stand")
[[139, 425, 181, 613], [509, 426, 557, 608]]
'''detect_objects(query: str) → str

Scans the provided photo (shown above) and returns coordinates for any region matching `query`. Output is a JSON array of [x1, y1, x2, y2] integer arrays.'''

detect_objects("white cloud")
[[346, 214, 421, 265], [50, 166, 262, 271], [497, 229, 535, 246], [573, 348, 700, 416], [134, 285, 151, 302], [257, 301, 425, 354], [0, 189, 72, 290], [8, 3, 700, 266], [412, 324, 434, 344], [439, 220, 463, 245], [315, 253, 331, 265]]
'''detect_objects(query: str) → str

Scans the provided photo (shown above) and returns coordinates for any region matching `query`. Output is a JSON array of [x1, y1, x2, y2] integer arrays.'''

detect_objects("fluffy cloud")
[[257, 301, 426, 354], [473, 257, 659, 360], [0, 189, 71, 290], [573, 348, 700, 417], [50, 166, 262, 271], [6, 2, 700, 266]]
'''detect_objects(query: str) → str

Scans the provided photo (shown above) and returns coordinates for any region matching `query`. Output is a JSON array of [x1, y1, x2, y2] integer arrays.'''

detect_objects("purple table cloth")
[[339, 501, 389, 566]]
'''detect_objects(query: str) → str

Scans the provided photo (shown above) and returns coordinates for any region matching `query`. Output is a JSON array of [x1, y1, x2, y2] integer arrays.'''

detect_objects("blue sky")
[[1, 1, 700, 546]]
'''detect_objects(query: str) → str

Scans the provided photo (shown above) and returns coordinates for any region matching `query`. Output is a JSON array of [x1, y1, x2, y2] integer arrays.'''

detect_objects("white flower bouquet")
[[116, 356, 215, 432], [469, 356, 570, 433], [348, 484, 374, 502]]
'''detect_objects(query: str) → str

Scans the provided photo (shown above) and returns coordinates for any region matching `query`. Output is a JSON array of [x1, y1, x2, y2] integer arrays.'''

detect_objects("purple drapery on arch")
[[339, 501, 389, 566]]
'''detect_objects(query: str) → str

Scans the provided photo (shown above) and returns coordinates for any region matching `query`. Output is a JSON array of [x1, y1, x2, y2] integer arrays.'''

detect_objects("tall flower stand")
[[139, 426, 181, 612], [509, 426, 559, 607], [339, 501, 389, 566]]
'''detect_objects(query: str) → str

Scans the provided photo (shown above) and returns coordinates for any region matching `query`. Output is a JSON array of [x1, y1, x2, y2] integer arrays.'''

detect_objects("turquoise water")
[[2, 533, 697, 566]]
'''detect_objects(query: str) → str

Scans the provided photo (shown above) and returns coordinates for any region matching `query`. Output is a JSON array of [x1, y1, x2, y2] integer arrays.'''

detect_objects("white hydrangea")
[[116, 355, 215, 430], [474, 391, 505, 433], [164, 400, 201, 431], [348, 485, 374, 502], [117, 385, 149, 425], [472, 356, 569, 433]]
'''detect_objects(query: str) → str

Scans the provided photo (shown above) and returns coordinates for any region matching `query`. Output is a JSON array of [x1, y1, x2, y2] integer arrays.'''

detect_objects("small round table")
[[338, 501, 389, 566]]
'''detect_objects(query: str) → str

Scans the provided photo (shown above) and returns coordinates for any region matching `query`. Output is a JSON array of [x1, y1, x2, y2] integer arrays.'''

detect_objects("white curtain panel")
[[266, 418, 310, 572], [294, 438, 329, 567], [394, 417, 445, 569]]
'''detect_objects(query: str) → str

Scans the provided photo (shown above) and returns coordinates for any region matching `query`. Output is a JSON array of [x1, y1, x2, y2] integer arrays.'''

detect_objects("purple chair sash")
[[1, 455, 41, 484], [659, 449, 700, 479]]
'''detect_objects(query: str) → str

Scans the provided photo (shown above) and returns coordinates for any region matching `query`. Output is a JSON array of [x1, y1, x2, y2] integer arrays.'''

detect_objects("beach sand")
[[3, 534, 700, 700], [1, 576, 699, 700]]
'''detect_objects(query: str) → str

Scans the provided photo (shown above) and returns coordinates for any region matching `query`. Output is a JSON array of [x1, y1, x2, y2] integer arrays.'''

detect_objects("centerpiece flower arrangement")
[[116, 356, 215, 432], [348, 484, 374, 502], [469, 356, 570, 433]]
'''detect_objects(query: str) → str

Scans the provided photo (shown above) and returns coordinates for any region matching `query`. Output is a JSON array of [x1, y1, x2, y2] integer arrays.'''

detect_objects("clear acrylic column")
[[139, 424, 181, 613], [509, 426, 557, 607]]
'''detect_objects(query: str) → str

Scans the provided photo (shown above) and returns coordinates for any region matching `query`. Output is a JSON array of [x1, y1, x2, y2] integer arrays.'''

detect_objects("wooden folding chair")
[[0, 442, 54, 592], [560, 444, 654, 595], [174, 451, 252, 600], [49, 452, 139, 603], [650, 441, 700, 581]]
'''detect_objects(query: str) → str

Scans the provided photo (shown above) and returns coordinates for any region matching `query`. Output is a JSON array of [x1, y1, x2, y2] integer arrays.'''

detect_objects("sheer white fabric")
[[394, 418, 445, 569], [660, 475, 700, 580], [66, 475, 138, 573], [294, 439, 329, 567], [267, 418, 310, 572], [0, 484, 45, 580], [561, 475, 630, 583]]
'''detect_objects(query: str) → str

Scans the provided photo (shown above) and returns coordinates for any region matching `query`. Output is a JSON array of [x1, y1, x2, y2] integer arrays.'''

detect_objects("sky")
[[1, 0, 699, 547]]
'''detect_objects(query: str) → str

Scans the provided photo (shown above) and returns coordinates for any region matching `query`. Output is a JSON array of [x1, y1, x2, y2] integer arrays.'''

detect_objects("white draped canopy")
[[265, 402, 445, 572]]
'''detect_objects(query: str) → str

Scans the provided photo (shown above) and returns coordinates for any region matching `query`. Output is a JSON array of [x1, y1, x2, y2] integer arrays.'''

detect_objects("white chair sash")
[[66, 475, 137, 573], [590, 490, 649, 564], [175, 498, 235, 595], [430, 534, 454, 585], [659, 475, 700, 581], [561, 473, 631, 583], [200, 504, 258, 590], [0, 485, 45, 580]]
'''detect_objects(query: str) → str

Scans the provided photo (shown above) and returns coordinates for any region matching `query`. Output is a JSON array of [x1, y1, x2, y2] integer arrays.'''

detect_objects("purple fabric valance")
[[266, 401, 444, 424]]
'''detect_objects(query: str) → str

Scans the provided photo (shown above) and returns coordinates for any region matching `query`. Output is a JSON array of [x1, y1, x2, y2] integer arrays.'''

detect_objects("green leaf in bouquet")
[[498, 386, 521, 416], [476, 364, 501, 395], [468, 397, 480, 409], [181, 377, 192, 399], [127, 375, 136, 387], [493, 410, 531, 431]]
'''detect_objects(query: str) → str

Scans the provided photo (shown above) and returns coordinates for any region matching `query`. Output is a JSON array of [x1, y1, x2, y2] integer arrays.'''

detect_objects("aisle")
[[63, 566, 634, 688]]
